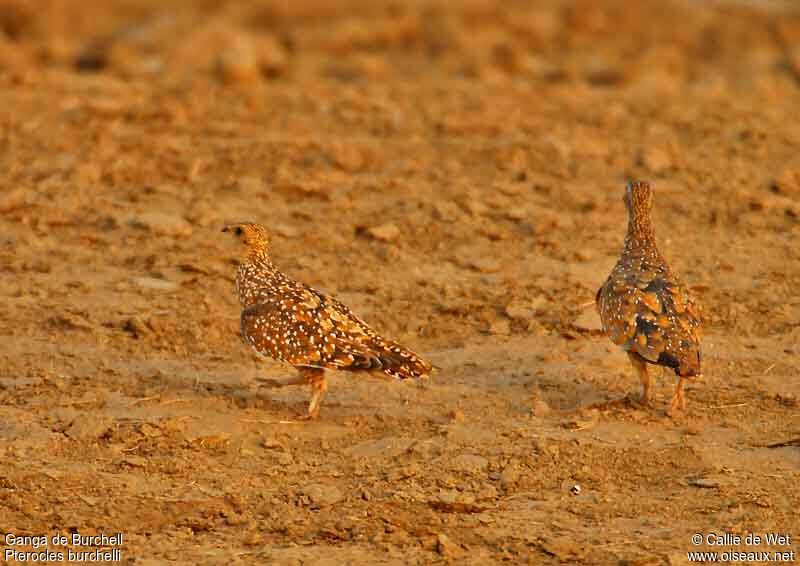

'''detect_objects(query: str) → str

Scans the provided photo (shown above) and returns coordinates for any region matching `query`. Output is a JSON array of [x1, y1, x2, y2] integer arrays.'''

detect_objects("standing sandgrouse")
[[222, 222, 432, 419], [596, 181, 702, 413]]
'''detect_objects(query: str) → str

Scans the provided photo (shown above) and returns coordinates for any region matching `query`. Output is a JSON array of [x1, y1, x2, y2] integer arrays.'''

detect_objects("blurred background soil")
[[0, 0, 798, 563]]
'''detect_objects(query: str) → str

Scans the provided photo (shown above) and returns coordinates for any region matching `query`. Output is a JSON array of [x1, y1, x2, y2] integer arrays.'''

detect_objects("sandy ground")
[[1, 0, 799, 564]]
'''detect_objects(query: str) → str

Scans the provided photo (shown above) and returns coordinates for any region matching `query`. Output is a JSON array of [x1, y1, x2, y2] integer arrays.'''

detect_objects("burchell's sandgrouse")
[[223, 222, 432, 419], [596, 181, 702, 413]]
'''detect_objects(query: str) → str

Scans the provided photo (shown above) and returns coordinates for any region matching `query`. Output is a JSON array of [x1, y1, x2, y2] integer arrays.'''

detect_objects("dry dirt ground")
[[1, 1, 799, 564]]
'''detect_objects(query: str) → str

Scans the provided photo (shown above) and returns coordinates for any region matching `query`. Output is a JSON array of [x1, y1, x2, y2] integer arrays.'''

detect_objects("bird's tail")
[[372, 339, 432, 380], [678, 346, 702, 377], [658, 341, 701, 377]]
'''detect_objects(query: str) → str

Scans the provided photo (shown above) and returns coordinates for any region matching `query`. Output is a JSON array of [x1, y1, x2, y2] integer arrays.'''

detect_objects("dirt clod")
[[130, 212, 193, 237], [366, 223, 401, 242], [302, 483, 344, 507]]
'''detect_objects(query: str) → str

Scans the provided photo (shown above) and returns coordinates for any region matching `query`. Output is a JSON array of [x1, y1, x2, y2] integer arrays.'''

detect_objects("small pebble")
[[367, 223, 400, 242]]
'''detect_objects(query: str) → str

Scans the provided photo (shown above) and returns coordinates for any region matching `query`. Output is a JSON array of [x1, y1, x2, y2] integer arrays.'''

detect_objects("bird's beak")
[[221, 226, 229, 233]]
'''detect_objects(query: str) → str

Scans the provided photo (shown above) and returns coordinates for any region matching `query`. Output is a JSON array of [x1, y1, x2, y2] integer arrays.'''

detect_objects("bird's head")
[[222, 222, 270, 259], [624, 180, 654, 217]]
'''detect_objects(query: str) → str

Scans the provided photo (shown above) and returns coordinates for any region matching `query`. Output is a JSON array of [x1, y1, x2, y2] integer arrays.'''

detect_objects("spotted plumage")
[[596, 181, 702, 413], [223, 222, 432, 418]]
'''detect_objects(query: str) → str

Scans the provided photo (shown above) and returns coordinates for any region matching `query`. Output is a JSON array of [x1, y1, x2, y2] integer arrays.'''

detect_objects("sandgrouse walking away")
[[222, 222, 432, 419], [596, 181, 702, 413]]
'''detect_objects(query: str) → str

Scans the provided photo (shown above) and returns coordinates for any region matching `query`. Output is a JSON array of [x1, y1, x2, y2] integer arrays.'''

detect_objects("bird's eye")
[[235, 227, 243, 236]]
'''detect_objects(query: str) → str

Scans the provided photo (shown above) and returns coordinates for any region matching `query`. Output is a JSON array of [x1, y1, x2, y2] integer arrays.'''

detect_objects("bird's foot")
[[299, 405, 321, 421], [667, 393, 686, 416], [622, 391, 650, 408]]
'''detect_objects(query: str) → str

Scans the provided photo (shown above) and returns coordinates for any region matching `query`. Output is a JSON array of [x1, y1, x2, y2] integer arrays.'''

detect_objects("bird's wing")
[[598, 267, 701, 369], [318, 293, 432, 378], [239, 285, 388, 371], [597, 272, 638, 347]]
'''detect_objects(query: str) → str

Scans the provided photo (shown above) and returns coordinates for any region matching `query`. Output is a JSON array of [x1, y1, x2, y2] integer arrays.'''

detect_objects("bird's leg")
[[300, 367, 327, 420], [627, 352, 652, 405], [668, 376, 687, 415]]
